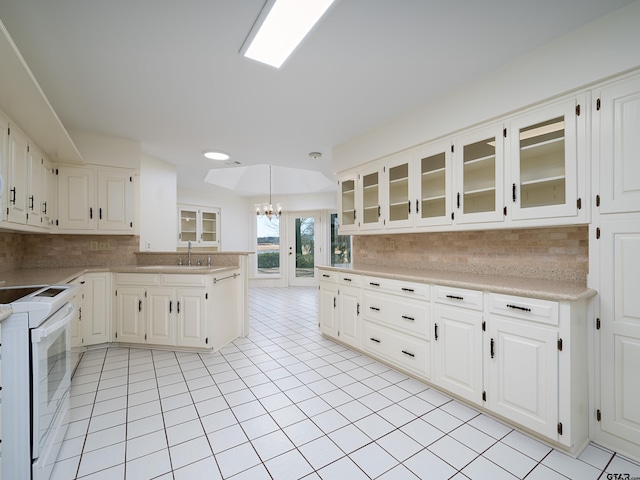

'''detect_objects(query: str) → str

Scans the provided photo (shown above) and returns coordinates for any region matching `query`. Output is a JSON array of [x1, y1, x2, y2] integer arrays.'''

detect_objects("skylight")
[[242, 0, 336, 68]]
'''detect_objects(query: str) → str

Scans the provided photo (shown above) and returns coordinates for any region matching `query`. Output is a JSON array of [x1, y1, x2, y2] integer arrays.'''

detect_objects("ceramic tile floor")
[[53, 287, 640, 479]]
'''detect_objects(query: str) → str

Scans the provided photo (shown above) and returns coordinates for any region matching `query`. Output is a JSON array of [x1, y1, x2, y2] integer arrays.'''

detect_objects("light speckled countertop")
[[0, 265, 241, 288], [318, 264, 596, 302]]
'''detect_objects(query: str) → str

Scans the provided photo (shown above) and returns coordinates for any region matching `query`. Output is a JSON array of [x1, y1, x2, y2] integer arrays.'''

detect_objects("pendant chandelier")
[[255, 165, 282, 219]]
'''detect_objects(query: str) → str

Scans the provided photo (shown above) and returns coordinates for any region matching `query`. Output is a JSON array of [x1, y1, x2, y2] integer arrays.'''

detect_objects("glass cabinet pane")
[[518, 116, 565, 208], [201, 211, 217, 242], [362, 172, 380, 224], [420, 152, 446, 219], [463, 137, 496, 214], [180, 210, 197, 242], [341, 179, 356, 226], [388, 163, 409, 222]]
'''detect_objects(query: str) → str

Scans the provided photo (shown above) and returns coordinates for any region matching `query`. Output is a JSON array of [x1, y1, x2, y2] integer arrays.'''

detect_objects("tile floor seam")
[[56, 287, 636, 480]]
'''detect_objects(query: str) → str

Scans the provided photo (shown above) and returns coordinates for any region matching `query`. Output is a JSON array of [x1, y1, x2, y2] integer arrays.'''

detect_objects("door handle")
[[177, 301, 180, 313], [169, 301, 172, 313], [490, 338, 495, 358], [138, 300, 142, 312], [434, 323, 438, 341]]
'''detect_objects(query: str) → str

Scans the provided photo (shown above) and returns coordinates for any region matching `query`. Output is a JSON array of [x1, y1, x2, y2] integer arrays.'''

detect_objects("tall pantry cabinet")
[[592, 72, 640, 460]]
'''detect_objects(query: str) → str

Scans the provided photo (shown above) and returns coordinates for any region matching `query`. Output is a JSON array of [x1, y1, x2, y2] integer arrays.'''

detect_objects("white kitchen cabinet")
[[5, 124, 29, 225], [145, 288, 175, 346], [596, 216, 640, 457], [433, 287, 484, 405], [96, 169, 135, 232], [25, 145, 55, 229], [82, 273, 112, 345], [115, 286, 146, 344], [363, 278, 432, 379], [486, 313, 559, 439], [57, 165, 134, 233], [337, 274, 362, 348], [359, 165, 384, 231], [318, 270, 339, 338], [594, 74, 640, 214], [178, 204, 220, 247], [209, 270, 241, 351], [508, 97, 584, 222], [338, 174, 358, 233], [319, 272, 362, 349], [385, 152, 414, 229], [415, 141, 453, 228], [115, 273, 211, 349], [454, 123, 505, 225], [176, 287, 207, 348]]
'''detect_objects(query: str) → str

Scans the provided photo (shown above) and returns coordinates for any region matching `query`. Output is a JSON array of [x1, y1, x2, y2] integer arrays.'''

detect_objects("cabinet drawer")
[[364, 276, 430, 300], [489, 293, 559, 326], [363, 292, 430, 339], [364, 322, 430, 378], [116, 273, 161, 286], [338, 273, 361, 286], [318, 270, 338, 283], [434, 285, 483, 311], [162, 274, 207, 287]]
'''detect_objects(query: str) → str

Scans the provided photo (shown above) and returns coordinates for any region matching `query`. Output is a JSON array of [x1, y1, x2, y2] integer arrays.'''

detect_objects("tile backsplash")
[[0, 232, 139, 271], [353, 226, 589, 282]]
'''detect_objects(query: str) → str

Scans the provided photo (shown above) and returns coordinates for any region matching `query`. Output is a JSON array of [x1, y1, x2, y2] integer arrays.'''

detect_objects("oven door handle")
[[31, 303, 74, 343]]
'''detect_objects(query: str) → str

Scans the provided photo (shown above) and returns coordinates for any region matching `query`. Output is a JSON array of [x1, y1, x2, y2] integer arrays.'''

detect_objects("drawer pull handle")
[[401, 287, 415, 292], [370, 337, 381, 343], [402, 350, 415, 358], [343, 277, 352, 282], [322, 274, 330, 278], [370, 306, 380, 312], [401, 315, 415, 322], [446, 294, 464, 300], [506, 304, 532, 312], [369, 282, 380, 287]]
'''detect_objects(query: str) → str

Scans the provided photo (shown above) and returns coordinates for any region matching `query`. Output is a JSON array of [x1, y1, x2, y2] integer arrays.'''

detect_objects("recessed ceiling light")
[[204, 151, 230, 161], [241, 0, 337, 69]]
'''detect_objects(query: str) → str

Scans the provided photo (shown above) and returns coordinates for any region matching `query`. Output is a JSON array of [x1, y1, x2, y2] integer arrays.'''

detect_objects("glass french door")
[[288, 211, 319, 286]]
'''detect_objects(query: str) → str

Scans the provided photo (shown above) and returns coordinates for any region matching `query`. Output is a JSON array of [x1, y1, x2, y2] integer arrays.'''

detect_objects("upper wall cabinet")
[[360, 164, 384, 230], [1, 121, 55, 232], [57, 165, 135, 234], [336, 89, 590, 235], [507, 96, 585, 221], [383, 143, 453, 229], [454, 123, 505, 225], [5, 124, 29, 225], [178, 204, 220, 247], [338, 173, 358, 234], [594, 74, 640, 214]]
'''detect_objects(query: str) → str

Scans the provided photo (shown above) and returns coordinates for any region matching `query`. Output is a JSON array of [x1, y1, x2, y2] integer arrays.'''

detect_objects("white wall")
[[140, 154, 177, 251], [333, 1, 640, 172]]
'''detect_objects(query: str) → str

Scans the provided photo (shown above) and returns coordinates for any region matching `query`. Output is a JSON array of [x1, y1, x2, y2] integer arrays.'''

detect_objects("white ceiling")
[[0, 0, 633, 195]]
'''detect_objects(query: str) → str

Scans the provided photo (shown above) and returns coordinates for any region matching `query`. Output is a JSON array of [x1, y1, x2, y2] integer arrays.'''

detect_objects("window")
[[330, 213, 351, 265], [256, 216, 281, 275]]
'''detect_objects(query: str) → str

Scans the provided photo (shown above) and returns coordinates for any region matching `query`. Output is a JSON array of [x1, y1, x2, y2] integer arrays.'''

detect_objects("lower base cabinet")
[[115, 273, 210, 349], [317, 267, 589, 454], [487, 314, 559, 439], [433, 304, 484, 405]]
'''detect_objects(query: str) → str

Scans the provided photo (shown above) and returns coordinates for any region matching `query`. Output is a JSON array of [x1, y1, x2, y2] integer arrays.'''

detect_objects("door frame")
[[287, 210, 325, 287]]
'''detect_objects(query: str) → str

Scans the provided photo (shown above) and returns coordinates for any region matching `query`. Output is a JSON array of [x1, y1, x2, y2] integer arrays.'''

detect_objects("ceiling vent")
[[224, 160, 242, 166]]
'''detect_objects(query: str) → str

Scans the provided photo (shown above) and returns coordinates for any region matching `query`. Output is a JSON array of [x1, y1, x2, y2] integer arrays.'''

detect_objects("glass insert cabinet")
[[508, 97, 581, 220], [337, 95, 584, 234], [178, 204, 220, 247]]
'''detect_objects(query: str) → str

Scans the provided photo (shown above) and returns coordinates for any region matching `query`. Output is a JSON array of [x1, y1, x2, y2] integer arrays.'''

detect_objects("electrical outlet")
[[90, 241, 98, 251], [145, 241, 151, 251], [389, 240, 396, 250], [99, 241, 109, 251]]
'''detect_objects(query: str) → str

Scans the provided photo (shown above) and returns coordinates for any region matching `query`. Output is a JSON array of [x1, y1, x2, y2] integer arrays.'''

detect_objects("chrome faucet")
[[187, 241, 192, 266]]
